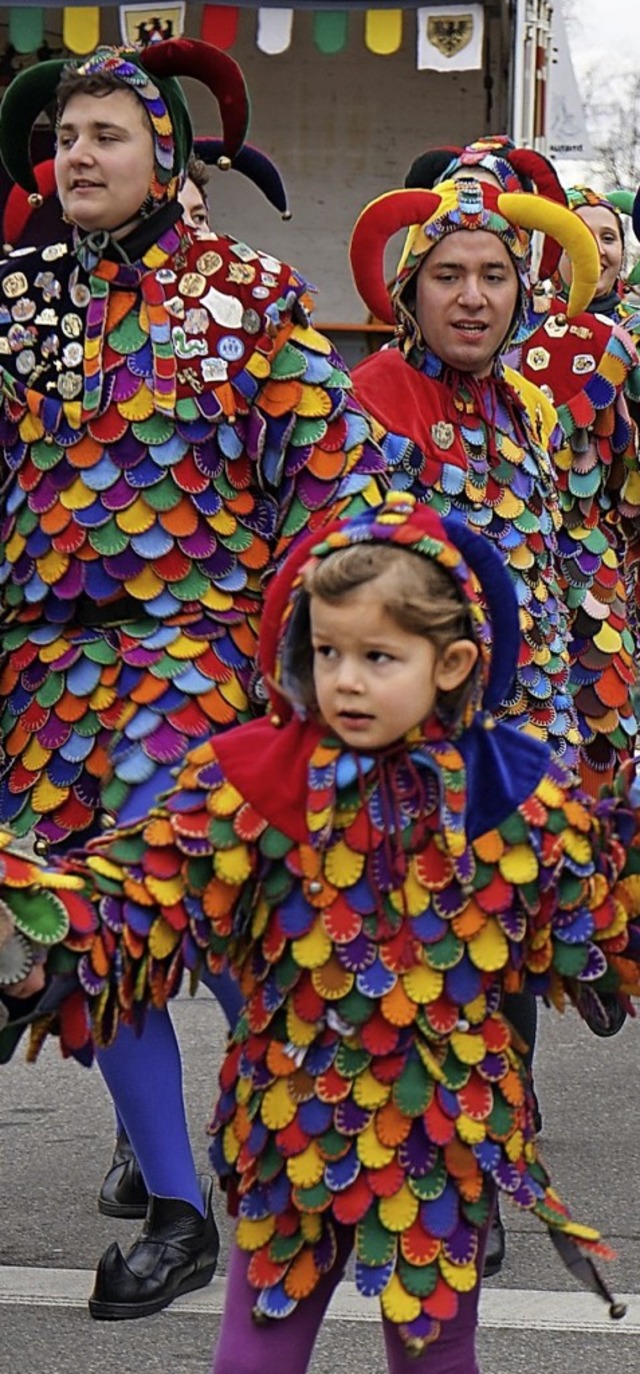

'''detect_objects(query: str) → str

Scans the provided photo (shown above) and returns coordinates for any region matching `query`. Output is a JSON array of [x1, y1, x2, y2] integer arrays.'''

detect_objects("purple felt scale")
[[334, 1099, 372, 1136], [335, 929, 377, 973], [398, 1121, 438, 1177], [442, 1216, 477, 1265], [77, 955, 106, 996]]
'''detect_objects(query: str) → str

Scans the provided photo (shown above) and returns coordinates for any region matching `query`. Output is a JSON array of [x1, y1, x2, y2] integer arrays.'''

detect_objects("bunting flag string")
[[201, 5, 239, 50], [256, 8, 294, 55], [313, 9, 349, 55], [2, 3, 473, 67], [365, 8, 403, 54], [63, 6, 101, 55]]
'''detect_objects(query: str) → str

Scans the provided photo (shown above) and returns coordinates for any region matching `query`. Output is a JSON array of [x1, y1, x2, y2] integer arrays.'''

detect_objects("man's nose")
[[67, 137, 93, 163], [457, 276, 485, 306]]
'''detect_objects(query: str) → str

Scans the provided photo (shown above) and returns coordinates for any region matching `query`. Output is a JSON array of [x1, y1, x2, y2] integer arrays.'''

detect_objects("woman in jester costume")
[[549, 184, 640, 331], [524, 184, 640, 738], [503, 181, 640, 795], [0, 39, 385, 1317], [1, 492, 640, 1371]]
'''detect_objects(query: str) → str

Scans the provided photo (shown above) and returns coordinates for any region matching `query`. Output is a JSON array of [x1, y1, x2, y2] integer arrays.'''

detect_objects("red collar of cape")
[[213, 715, 324, 844], [207, 709, 553, 847]]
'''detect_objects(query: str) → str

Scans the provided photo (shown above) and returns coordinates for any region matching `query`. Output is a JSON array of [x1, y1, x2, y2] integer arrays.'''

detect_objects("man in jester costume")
[[1, 491, 640, 1372], [351, 176, 602, 765], [398, 137, 640, 796], [0, 38, 385, 1317]]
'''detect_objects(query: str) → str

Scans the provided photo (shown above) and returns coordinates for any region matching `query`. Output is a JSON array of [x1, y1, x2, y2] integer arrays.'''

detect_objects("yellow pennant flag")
[[63, 7, 101, 55]]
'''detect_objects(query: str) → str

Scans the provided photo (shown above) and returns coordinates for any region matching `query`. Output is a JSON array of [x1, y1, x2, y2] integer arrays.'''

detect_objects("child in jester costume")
[[0, 38, 385, 1317], [1, 491, 640, 1371]]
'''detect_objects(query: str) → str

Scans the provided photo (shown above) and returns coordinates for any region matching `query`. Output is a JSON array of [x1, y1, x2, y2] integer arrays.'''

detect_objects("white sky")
[[565, 0, 640, 79]]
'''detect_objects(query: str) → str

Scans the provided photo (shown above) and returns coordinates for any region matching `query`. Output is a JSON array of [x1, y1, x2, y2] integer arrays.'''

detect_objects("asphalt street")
[[2, 988, 640, 1374]]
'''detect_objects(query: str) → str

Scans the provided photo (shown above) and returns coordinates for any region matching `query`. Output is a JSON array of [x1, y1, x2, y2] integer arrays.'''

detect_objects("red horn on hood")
[[142, 38, 250, 159], [350, 188, 442, 324], [3, 159, 57, 251]]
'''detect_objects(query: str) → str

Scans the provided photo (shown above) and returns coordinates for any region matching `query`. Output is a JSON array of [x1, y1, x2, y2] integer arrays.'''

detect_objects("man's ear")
[[435, 638, 479, 692]]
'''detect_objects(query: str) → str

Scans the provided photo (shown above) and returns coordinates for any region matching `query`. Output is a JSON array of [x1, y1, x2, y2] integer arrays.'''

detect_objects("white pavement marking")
[[1, 1266, 640, 1332]]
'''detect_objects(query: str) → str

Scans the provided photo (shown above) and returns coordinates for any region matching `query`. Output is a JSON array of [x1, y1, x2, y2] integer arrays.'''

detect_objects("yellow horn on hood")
[[498, 191, 600, 316]]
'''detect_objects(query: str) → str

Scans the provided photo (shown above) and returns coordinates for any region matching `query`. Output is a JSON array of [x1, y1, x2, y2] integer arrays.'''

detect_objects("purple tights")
[[212, 1215, 490, 1374]]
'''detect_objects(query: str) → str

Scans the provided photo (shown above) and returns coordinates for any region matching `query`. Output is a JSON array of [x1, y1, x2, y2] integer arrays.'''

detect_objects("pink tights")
[[212, 1215, 490, 1374]]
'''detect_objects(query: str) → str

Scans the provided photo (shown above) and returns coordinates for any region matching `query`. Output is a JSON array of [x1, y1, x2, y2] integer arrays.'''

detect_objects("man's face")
[[414, 230, 520, 377], [55, 89, 156, 237], [179, 178, 210, 233]]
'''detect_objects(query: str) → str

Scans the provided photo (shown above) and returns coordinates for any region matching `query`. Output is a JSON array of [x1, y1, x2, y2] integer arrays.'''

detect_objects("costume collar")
[[73, 200, 183, 276], [73, 207, 182, 419], [409, 342, 507, 386], [211, 709, 552, 867]]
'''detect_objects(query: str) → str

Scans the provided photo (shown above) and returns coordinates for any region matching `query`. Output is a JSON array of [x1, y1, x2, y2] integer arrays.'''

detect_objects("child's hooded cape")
[[2, 493, 640, 1350]]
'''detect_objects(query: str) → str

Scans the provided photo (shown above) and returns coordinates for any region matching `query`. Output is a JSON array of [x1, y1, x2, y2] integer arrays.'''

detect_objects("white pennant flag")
[[547, 4, 593, 161], [257, 9, 294, 56], [417, 5, 484, 72]]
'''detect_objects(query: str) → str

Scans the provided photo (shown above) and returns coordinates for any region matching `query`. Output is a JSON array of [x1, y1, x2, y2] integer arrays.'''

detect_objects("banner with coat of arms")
[[417, 4, 484, 71], [119, 3, 186, 48]]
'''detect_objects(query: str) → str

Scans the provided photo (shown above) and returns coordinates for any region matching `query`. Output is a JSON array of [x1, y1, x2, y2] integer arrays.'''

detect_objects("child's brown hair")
[[284, 541, 476, 718]]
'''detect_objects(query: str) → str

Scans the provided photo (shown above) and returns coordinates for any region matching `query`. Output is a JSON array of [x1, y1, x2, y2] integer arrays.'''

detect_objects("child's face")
[[310, 574, 477, 751]]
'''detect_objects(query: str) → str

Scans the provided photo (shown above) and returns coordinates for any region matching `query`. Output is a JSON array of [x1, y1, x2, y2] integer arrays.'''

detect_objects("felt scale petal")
[[356, 1256, 397, 1299], [7, 886, 70, 944]]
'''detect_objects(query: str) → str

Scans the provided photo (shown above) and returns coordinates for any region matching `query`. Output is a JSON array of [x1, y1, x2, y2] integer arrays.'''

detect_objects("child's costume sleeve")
[[496, 760, 640, 1022], [0, 737, 261, 1062]]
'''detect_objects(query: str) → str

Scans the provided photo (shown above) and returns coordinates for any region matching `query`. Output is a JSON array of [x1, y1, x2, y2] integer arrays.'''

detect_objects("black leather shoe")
[[483, 1205, 506, 1278], [584, 992, 628, 1038], [98, 1131, 149, 1219], [89, 1175, 220, 1320]]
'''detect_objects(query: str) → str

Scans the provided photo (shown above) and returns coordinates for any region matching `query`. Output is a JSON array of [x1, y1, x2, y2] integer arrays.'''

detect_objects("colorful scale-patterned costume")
[[512, 303, 640, 791], [1, 495, 640, 1352], [0, 221, 384, 843], [351, 178, 598, 765], [395, 154, 640, 792]]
